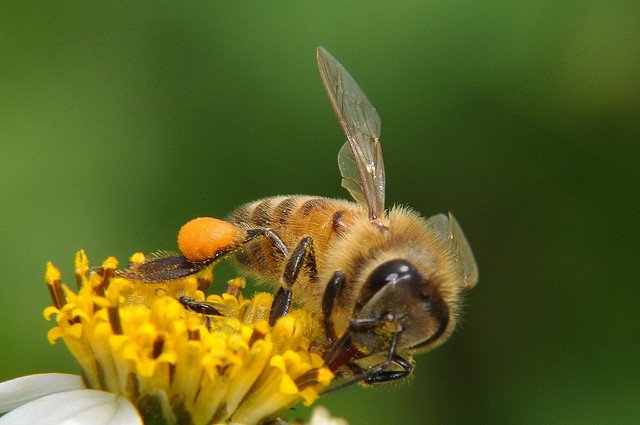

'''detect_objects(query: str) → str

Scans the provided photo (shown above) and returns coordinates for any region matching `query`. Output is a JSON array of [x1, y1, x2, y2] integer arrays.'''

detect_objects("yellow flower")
[[36, 250, 333, 425]]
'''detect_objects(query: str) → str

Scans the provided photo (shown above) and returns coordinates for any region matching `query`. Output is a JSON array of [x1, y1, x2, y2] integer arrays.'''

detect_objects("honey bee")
[[128, 47, 478, 388]]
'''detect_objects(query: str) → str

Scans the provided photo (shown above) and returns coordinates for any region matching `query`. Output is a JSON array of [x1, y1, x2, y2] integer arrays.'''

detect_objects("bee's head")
[[355, 259, 451, 354]]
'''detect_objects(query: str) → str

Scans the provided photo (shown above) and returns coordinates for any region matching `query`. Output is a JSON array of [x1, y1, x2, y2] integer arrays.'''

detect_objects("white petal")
[[0, 389, 142, 425], [0, 374, 84, 412], [308, 406, 349, 425]]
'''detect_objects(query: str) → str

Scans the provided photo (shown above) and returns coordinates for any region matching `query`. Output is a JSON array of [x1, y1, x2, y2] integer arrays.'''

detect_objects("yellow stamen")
[[44, 251, 333, 425]]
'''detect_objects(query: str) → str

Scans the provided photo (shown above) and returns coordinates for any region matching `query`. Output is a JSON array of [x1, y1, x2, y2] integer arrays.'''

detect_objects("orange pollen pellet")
[[178, 217, 240, 262]]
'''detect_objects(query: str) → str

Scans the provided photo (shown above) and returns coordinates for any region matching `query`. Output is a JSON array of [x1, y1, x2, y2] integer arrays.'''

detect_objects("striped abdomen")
[[226, 196, 360, 284]]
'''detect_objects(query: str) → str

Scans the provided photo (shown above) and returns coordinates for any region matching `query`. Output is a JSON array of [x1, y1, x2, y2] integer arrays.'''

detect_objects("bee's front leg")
[[269, 236, 317, 326], [322, 317, 413, 392], [360, 353, 413, 384]]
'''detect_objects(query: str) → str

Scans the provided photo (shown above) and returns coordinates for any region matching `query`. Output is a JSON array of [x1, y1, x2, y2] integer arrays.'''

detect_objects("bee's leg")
[[178, 296, 224, 330], [361, 354, 413, 384], [178, 296, 223, 316], [347, 330, 413, 385], [323, 317, 380, 373], [322, 321, 411, 393], [269, 236, 317, 326], [342, 352, 413, 384], [120, 255, 213, 282], [121, 228, 289, 282], [245, 228, 289, 257], [322, 271, 346, 344]]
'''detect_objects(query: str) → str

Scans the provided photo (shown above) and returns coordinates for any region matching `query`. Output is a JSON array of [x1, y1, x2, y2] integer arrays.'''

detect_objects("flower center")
[[44, 250, 333, 425]]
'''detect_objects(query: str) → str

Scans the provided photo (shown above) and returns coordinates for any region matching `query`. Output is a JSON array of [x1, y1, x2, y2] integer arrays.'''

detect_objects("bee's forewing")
[[317, 47, 385, 221]]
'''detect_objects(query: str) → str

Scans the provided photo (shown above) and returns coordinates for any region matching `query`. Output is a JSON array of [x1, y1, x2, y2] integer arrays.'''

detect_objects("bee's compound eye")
[[178, 217, 239, 262], [369, 259, 419, 287], [362, 259, 421, 301]]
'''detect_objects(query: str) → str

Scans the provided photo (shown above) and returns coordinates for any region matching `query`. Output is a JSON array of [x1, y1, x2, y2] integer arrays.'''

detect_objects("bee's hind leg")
[[269, 236, 317, 326]]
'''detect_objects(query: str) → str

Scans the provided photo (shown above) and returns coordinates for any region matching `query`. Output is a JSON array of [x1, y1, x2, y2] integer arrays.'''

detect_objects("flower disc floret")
[[44, 250, 333, 425]]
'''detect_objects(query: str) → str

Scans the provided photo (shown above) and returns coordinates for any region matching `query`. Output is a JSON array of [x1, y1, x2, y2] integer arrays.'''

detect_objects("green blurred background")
[[1, 2, 638, 424]]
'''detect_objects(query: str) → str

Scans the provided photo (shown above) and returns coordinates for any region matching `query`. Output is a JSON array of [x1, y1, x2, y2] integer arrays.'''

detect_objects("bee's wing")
[[317, 47, 385, 221], [427, 213, 479, 289]]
